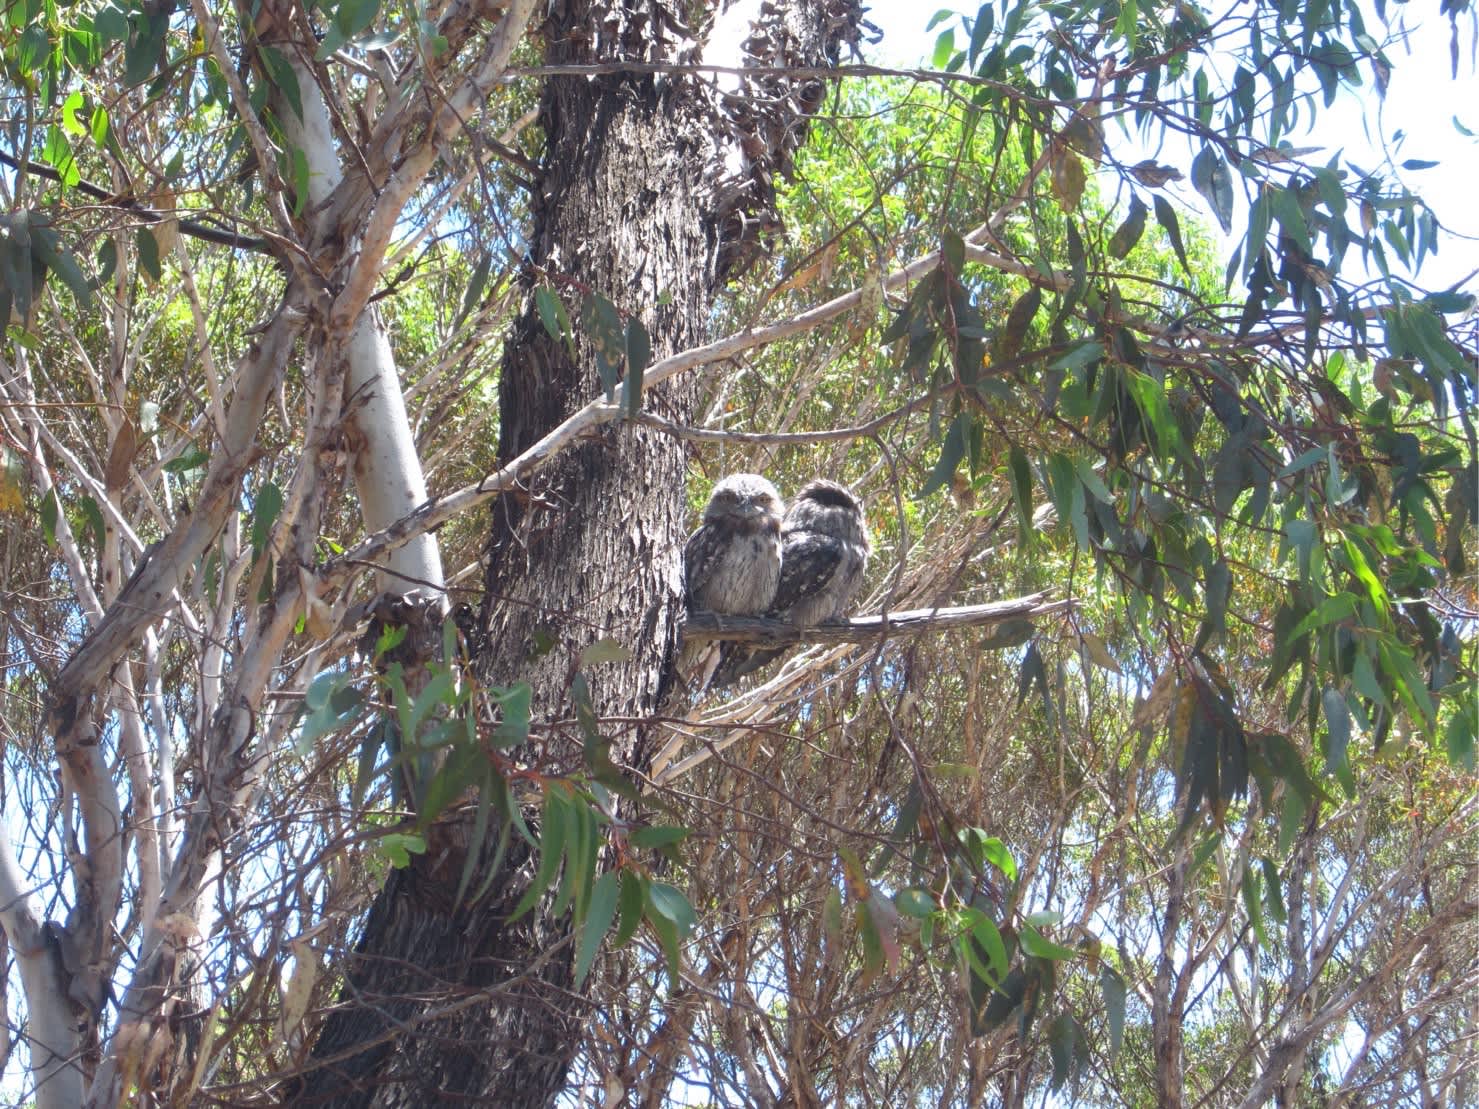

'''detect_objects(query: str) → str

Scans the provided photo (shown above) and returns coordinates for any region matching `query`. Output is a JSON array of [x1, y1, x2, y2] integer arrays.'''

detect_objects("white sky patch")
[[700, 0, 767, 178], [703, 0, 765, 92]]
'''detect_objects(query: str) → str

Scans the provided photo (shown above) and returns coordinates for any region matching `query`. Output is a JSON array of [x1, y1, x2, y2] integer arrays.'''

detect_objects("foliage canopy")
[[0, 0, 1473, 1104]]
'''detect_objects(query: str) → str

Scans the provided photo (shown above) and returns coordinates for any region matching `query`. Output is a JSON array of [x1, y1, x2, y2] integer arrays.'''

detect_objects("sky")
[[862, 2, 1479, 295]]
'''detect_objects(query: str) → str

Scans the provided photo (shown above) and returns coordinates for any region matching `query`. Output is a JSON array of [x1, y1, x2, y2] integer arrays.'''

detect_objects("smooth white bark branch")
[[278, 46, 448, 597], [0, 823, 83, 1109]]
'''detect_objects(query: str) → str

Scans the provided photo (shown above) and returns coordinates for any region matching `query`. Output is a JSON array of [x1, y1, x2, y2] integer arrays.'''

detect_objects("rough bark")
[[1152, 838, 1190, 1107], [293, 2, 861, 1104]]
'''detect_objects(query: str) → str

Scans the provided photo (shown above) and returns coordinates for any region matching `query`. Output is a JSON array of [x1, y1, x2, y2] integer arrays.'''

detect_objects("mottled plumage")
[[684, 474, 784, 614], [770, 479, 870, 626], [679, 474, 784, 693], [715, 479, 870, 685]]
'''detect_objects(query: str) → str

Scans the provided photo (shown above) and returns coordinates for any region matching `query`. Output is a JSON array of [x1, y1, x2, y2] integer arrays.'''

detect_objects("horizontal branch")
[[681, 593, 1068, 646], [632, 397, 926, 445], [0, 150, 269, 252]]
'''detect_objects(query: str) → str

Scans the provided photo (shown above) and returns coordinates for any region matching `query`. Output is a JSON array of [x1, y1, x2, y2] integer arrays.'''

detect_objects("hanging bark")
[[293, 2, 862, 1104]]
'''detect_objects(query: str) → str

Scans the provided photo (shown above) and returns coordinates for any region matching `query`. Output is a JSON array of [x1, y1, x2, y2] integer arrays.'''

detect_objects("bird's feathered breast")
[[770, 492, 869, 627], [684, 516, 783, 615]]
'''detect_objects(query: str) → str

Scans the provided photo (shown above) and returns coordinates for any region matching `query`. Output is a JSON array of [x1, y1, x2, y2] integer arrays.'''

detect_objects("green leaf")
[[351, 716, 389, 809], [417, 738, 483, 827], [1196, 557, 1232, 649], [1261, 857, 1287, 924], [136, 227, 162, 281], [1290, 591, 1357, 642], [573, 870, 620, 989], [79, 494, 106, 550], [645, 881, 697, 985], [1190, 831, 1221, 877], [1446, 701, 1476, 770], [994, 286, 1041, 366], [1019, 924, 1076, 961], [970, 963, 1027, 1035], [920, 412, 969, 498], [1073, 457, 1113, 505], [510, 788, 567, 921], [1045, 452, 1089, 550], [1048, 1013, 1076, 1090], [1191, 147, 1234, 234], [1378, 639, 1436, 729], [1270, 186, 1311, 256], [259, 46, 304, 121], [1124, 371, 1183, 461], [289, 148, 310, 217], [622, 317, 651, 416], [457, 251, 493, 328], [377, 832, 425, 869], [534, 286, 569, 348], [406, 670, 454, 742], [60, 92, 87, 138], [1153, 194, 1191, 274], [250, 482, 284, 561], [969, 914, 1008, 980], [1113, 0, 1138, 46], [980, 835, 1017, 881], [1050, 341, 1102, 371], [1242, 866, 1269, 948], [614, 871, 645, 948], [932, 27, 956, 70], [30, 230, 92, 307], [334, 0, 381, 42], [483, 684, 528, 749], [1008, 445, 1034, 540], [1277, 445, 1328, 479], [296, 671, 366, 754], [39, 488, 59, 547], [550, 790, 588, 919], [454, 774, 502, 908], [1108, 195, 1147, 259], [124, 15, 165, 85], [94, 5, 128, 45], [623, 822, 686, 853], [1321, 686, 1353, 794]]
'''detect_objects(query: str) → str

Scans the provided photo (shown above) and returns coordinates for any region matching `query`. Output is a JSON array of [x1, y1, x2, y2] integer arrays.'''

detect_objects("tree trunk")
[[293, 2, 861, 1103]]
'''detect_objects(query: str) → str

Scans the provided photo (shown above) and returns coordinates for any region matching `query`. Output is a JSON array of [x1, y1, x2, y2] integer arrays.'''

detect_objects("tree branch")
[[0, 150, 269, 251], [0, 822, 83, 1108], [680, 594, 1068, 646]]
